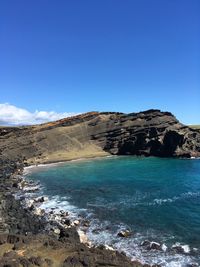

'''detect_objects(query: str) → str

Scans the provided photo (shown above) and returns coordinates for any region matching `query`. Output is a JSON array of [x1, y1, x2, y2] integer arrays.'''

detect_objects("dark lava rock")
[[63, 219, 71, 226], [141, 240, 151, 247], [63, 256, 83, 267], [149, 242, 161, 250], [82, 220, 90, 227], [117, 230, 132, 238], [171, 243, 190, 254], [28, 256, 43, 266], [59, 227, 80, 244], [19, 258, 31, 267]]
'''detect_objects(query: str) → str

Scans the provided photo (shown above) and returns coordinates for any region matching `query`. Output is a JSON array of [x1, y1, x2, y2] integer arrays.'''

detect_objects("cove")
[[26, 156, 200, 266]]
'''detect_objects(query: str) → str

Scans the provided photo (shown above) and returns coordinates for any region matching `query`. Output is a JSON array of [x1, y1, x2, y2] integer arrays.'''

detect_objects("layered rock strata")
[[0, 110, 200, 165]]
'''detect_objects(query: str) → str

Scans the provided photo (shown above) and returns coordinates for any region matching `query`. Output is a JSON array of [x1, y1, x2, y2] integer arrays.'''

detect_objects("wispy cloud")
[[0, 103, 77, 126]]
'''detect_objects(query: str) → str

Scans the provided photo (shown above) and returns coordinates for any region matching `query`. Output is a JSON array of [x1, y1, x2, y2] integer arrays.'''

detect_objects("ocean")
[[25, 156, 200, 266]]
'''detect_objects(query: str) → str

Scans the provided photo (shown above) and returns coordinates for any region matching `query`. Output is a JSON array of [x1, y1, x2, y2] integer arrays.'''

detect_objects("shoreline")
[[1, 156, 200, 266], [23, 154, 116, 173], [23, 154, 200, 175], [0, 157, 141, 267], [18, 163, 147, 265], [21, 156, 200, 267], [22, 155, 135, 256]]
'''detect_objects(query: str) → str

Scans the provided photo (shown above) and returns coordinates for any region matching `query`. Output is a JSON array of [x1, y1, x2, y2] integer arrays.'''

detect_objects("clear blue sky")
[[0, 0, 199, 124]]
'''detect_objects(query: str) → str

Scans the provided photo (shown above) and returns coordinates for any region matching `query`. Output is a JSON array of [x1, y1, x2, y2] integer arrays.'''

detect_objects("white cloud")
[[0, 103, 77, 126]]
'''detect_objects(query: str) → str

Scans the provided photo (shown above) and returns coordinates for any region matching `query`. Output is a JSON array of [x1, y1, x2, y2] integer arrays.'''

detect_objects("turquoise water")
[[26, 156, 200, 266]]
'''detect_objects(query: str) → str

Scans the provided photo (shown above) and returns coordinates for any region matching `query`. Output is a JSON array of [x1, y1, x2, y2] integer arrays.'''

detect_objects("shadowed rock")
[[0, 110, 199, 165]]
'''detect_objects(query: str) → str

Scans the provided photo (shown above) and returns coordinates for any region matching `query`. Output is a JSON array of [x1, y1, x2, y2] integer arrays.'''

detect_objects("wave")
[[85, 217, 198, 267], [31, 194, 200, 266], [85, 191, 200, 211], [21, 176, 200, 266], [39, 195, 88, 220], [152, 191, 200, 206]]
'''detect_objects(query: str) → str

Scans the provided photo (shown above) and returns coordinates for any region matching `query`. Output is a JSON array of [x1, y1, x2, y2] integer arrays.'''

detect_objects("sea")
[[25, 156, 200, 266]]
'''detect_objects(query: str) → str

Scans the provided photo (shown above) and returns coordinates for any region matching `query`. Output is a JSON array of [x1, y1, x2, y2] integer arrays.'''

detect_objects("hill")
[[0, 109, 200, 165]]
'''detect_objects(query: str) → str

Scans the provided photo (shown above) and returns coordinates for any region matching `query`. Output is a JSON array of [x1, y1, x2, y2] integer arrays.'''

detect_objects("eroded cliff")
[[0, 109, 200, 164]]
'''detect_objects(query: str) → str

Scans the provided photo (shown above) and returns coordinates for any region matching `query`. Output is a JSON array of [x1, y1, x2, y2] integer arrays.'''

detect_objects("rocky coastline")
[[1, 110, 200, 266], [0, 158, 142, 267], [1, 158, 200, 267]]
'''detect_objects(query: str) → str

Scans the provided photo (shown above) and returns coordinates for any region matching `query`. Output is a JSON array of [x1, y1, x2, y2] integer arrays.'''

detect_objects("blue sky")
[[0, 0, 199, 125]]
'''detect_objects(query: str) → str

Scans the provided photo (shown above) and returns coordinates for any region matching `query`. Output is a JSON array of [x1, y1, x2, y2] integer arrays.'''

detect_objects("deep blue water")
[[26, 156, 200, 266]]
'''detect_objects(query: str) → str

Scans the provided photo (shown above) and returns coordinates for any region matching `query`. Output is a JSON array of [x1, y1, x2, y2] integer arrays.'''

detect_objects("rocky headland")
[[0, 109, 200, 266]]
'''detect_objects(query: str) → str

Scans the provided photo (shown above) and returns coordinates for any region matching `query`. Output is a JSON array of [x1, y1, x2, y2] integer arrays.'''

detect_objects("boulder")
[[104, 244, 115, 251], [82, 220, 90, 227], [35, 196, 48, 203], [26, 199, 35, 207], [60, 210, 69, 217], [141, 240, 151, 247], [63, 219, 71, 226], [77, 229, 91, 246], [117, 230, 132, 238], [73, 220, 80, 226], [141, 240, 167, 251], [12, 182, 18, 188], [149, 242, 161, 250], [171, 243, 190, 254], [34, 207, 45, 216], [53, 228, 61, 235]]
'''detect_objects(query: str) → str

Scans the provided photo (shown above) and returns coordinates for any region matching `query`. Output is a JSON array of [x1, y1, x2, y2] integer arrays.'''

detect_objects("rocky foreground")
[[0, 110, 200, 266]]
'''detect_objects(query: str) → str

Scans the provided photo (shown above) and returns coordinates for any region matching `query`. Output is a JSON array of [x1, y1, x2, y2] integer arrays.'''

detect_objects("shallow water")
[[26, 156, 200, 266]]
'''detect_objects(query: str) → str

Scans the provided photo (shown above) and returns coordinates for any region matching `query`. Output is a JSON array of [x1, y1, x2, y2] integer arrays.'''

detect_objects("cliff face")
[[0, 109, 200, 164]]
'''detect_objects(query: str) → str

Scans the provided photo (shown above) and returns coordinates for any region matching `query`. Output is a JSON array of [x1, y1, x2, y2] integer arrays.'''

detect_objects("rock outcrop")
[[0, 109, 200, 164]]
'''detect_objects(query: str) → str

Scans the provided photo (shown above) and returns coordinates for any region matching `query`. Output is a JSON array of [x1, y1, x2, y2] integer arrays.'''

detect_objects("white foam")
[[85, 218, 197, 267], [21, 169, 200, 266], [23, 162, 65, 175], [151, 191, 200, 206], [22, 190, 199, 267], [39, 195, 87, 220]]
